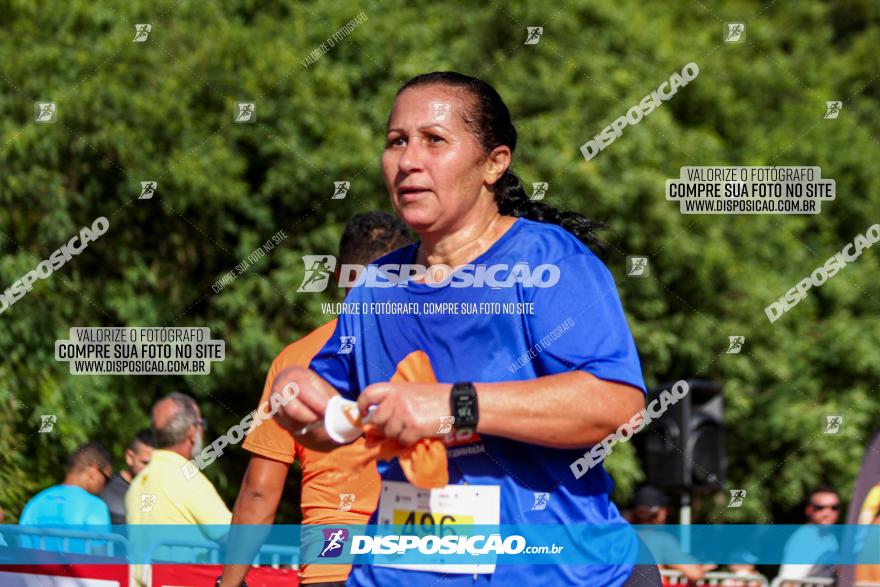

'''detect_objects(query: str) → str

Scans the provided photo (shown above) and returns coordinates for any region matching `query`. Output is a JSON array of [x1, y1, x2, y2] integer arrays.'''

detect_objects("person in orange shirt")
[[218, 212, 412, 587]]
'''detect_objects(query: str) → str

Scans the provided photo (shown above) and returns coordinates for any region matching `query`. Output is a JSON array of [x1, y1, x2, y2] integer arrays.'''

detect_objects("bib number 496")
[[399, 511, 462, 537]]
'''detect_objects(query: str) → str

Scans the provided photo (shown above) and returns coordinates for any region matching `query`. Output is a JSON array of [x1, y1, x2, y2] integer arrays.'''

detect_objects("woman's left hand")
[[357, 382, 452, 446]]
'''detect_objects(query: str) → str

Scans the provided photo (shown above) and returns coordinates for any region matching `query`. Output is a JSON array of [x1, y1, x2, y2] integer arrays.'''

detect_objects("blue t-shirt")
[[19, 484, 112, 553], [309, 217, 646, 586], [779, 524, 839, 578]]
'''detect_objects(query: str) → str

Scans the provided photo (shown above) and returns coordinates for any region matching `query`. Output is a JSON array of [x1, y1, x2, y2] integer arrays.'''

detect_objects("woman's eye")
[[428, 135, 444, 143], [387, 136, 405, 147]]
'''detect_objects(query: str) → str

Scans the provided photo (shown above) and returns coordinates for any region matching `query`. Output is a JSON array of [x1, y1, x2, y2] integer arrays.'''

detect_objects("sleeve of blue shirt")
[[526, 251, 646, 394], [86, 497, 112, 530], [86, 497, 113, 554], [18, 499, 34, 525], [309, 309, 359, 401], [17, 500, 35, 549]]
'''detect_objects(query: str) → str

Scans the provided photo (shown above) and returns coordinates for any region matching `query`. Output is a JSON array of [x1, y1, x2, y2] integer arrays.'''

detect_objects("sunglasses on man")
[[810, 502, 840, 511], [634, 506, 663, 520], [95, 465, 113, 484]]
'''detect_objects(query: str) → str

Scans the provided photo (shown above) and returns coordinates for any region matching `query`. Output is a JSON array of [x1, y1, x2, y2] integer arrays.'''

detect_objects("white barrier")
[[138, 538, 299, 587], [2, 527, 298, 568], [1, 527, 300, 587], [768, 577, 834, 587], [662, 569, 769, 586], [3, 526, 128, 557], [145, 538, 299, 568], [0, 528, 130, 586], [259, 544, 300, 569]]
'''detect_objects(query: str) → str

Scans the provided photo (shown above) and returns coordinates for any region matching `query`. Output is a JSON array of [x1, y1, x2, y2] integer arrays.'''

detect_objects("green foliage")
[[1, 0, 879, 524]]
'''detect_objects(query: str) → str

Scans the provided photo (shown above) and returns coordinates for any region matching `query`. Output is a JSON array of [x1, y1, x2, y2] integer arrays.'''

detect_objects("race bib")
[[376, 480, 500, 574]]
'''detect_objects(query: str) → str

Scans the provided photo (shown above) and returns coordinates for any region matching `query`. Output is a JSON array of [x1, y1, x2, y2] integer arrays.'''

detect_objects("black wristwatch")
[[215, 578, 247, 587], [450, 382, 479, 436]]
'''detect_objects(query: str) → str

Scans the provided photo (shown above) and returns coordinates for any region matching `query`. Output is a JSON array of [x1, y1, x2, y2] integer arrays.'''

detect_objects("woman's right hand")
[[272, 365, 337, 435]]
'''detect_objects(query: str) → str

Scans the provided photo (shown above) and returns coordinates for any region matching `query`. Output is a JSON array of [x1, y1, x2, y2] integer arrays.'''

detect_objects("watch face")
[[451, 383, 478, 430], [454, 399, 476, 426]]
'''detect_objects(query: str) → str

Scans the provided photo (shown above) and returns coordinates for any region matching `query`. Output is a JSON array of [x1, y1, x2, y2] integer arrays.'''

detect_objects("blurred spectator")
[[19, 442, 113, 552], [100, 428, 155, 525], [631, 486, 717, 583], [777, 484, 841, 582], [126, 393, 232, 587], [720, 548, 763, 585], [721, 561, 765, 587], [126, 393, 231, 534]]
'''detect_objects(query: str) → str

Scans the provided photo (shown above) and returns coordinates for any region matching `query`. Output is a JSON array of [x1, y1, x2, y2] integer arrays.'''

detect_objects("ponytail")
[[494, 170, 607, 258]]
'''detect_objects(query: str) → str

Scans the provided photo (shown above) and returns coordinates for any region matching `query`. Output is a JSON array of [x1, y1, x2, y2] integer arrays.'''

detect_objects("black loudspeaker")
[[634, 379, 725, 493]]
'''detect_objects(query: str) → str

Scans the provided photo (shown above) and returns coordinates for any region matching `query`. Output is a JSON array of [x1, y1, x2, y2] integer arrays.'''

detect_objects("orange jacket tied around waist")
[[346, 350, 449, 489]]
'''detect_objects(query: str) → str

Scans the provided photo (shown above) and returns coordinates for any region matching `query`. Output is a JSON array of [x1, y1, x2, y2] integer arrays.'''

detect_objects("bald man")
[[126, 392, 231, 540]]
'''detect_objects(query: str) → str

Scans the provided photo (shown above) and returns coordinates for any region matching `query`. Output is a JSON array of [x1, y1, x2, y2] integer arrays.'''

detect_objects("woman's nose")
[[398, 141, 424, 173]]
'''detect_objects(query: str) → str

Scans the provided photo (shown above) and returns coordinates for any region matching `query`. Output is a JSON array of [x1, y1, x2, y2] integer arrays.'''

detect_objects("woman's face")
[[382, 84, 506, 234]]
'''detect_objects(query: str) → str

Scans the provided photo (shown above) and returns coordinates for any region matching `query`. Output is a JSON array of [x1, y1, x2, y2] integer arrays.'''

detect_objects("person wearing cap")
[[630, 486, 717, 582]]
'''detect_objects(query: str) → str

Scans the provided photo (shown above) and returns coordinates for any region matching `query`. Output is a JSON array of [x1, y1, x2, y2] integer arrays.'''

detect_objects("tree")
[[1, 0, 878, 525]]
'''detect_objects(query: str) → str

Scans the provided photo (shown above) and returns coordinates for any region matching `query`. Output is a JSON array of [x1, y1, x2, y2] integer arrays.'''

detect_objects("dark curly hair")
[[392, 71, 606, 257]]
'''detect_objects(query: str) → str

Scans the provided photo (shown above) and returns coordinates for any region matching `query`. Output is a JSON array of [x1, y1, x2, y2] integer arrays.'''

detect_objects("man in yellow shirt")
[[127, 392, 232, 584]]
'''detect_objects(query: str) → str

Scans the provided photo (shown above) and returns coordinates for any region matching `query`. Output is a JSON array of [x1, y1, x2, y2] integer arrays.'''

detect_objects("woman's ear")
[[483, 145, 511, 185]]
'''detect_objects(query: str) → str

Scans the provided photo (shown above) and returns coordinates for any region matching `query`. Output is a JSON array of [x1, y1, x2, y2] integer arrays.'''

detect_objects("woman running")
[[276, 71, 653, 586]]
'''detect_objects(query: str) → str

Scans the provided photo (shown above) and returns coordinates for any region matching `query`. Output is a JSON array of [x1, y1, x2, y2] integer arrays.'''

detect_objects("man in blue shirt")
[[777, 485, 841, 581], [19, 442, 114, 554]]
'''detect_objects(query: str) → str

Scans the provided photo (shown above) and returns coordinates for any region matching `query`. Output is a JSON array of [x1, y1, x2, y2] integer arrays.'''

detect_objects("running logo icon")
[[531, 492, 550, 511], [235, 102, 256, 123], [438, 416, 455, 434], [338, 336, 356, 355], [139, 181, 157, 200], [525, 27, 543, 45], [728, 489, 746, 508], [38, 415, 57, 433], [332, 181, 350, 200], [824, 415, 842, 434], [824, 101, 842, 119], [338, 494, 355, 512], [530, 182, 549, 201], [626, 256, 649, 277], [35, 102, 57, 123], [724, 23, 745, 43], [133, 24, 151, 42], [432, 103, 450, 121], [297, 255, 337, 292], [727, 336, 745, 354], [139, 494, 158, 513], [319, 528, 348, 558]]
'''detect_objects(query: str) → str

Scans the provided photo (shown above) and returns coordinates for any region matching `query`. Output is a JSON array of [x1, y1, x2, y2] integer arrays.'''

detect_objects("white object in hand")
[[324, 395, 376, 444]]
